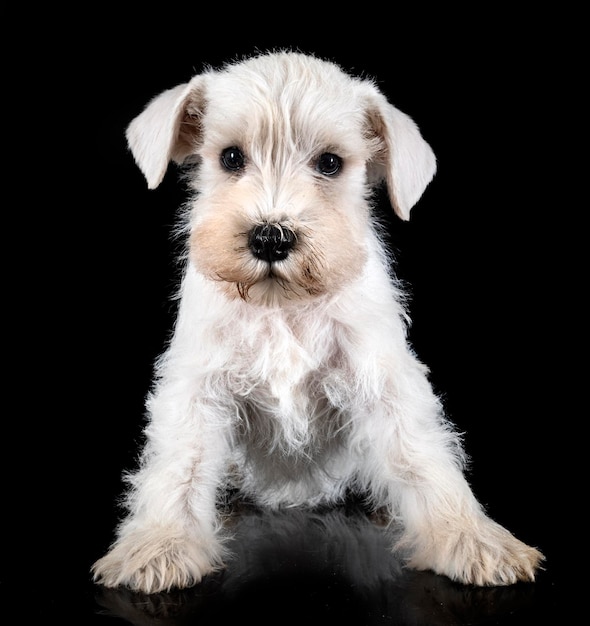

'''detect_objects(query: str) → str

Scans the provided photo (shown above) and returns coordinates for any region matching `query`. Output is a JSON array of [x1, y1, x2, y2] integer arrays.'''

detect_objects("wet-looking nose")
[[248, 224, 296, 262]]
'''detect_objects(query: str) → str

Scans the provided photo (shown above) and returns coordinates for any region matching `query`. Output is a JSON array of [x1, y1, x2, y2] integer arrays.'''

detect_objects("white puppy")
[[92, 50, 543, 594]]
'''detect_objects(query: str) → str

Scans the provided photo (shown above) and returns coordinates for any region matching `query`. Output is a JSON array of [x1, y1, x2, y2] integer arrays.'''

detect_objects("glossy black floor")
[[28, 495, 562, 625]]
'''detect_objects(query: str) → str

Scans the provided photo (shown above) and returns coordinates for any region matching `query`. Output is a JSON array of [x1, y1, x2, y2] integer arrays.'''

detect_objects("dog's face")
[[126, 52, 436, 306]]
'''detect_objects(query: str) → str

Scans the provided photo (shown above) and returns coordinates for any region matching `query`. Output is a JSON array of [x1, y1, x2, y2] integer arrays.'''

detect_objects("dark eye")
[[220, 146, 245, 171], [316, 152, 342, 176]]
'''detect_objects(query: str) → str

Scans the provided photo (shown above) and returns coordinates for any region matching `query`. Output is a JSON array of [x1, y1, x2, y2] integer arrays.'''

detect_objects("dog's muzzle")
[[248, 223, 296, 263]]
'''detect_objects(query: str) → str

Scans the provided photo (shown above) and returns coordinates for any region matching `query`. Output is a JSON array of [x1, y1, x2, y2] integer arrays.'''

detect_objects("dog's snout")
[[248, 224, 296, 262]]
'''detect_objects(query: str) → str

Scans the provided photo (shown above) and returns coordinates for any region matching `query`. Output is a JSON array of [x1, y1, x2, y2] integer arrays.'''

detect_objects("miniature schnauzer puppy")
[[92, 50, 544, 594]]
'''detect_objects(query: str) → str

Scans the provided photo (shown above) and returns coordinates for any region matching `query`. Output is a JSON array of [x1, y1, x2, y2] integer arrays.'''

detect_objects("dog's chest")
[[236, 314, 328, 388], [226, 309, 346, 417], [222, 310, 351, 454]]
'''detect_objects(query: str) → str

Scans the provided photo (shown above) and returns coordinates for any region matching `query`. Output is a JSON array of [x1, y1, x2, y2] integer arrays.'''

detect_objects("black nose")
[[248, 223, 296, 262]]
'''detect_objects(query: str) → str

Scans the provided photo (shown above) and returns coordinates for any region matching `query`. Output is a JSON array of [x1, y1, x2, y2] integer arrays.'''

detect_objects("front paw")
[[405, 517, 544, 586], [92, 525, 226, 594]]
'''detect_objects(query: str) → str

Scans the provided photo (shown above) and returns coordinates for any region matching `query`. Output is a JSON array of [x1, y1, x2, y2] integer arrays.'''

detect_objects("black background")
[[14, 9, 578, 624]]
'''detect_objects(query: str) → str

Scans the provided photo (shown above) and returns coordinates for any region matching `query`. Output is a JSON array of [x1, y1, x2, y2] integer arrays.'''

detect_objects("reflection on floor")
[[90, 499, 551, 625]]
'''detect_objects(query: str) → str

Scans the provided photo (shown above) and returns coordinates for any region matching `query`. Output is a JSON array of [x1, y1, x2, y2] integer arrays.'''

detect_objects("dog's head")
[[126, 51, 436, 306]]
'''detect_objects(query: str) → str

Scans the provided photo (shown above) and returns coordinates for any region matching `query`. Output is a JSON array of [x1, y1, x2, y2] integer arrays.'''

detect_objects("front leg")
[[92, 379, 233, 594], [358, 359, 544, 586]]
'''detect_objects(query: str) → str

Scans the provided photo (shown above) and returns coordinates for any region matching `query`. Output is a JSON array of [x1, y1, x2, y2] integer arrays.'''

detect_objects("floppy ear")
[[363, 86, 436, 220], [126, 76, 206, 189]]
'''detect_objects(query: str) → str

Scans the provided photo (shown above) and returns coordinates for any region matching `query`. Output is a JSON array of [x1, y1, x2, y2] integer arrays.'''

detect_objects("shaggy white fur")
[[92, 50, 543, 593]]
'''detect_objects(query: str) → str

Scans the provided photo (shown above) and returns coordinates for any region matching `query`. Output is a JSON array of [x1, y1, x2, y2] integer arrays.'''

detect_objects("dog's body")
[[92, 51, 543, 594]]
